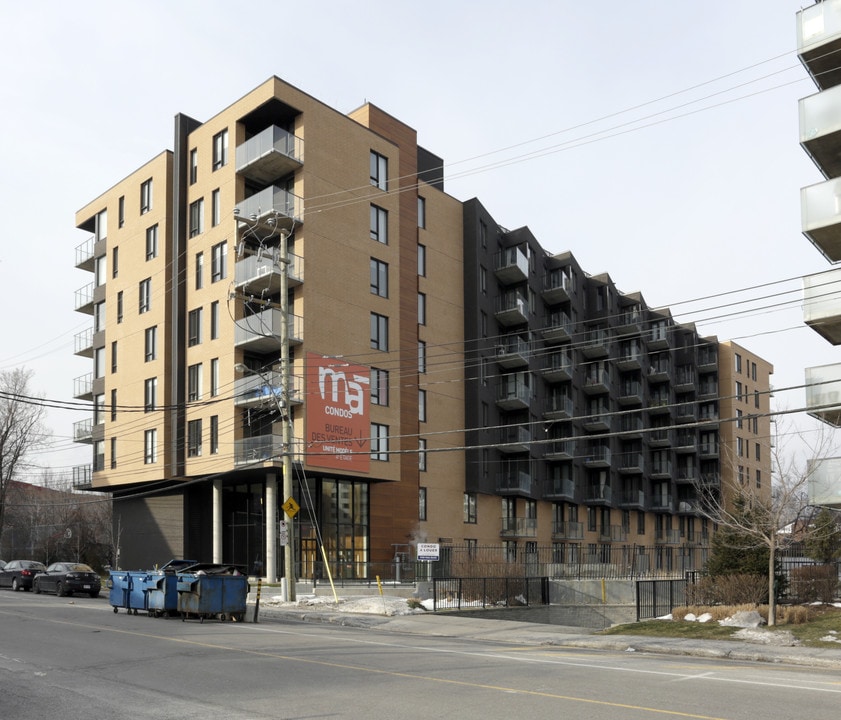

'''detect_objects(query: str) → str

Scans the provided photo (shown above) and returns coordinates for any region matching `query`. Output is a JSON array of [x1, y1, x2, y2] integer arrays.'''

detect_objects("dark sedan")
[[33, 562, 101, 598], [0, 560, 47, 591]]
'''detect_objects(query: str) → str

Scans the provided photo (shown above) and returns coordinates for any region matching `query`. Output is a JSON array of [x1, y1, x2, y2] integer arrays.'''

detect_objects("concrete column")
[[266, 472, 277, 583], [212, 477, 222, 563]]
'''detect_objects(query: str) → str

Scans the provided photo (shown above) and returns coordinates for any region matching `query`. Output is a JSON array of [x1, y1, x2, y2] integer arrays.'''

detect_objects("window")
[[735, 353, 742, 373], [189, 148, 198, 184], [212, 129, 228, 170], [144, 429, 157, 464], [419, 487, 427, 521], [118, 195, 125, 228], [94, 302, 105, 333], [116, 291, 123, 324], [93, 440, 104, 472], [211, 241, 227, 282], [418, 389, 427, 422], [371, 368, 389, 406], [479, 220, 487, 249], [140, 178, 153, 214], [144, 326, 157, 361], [479, 266, 487, 294], [210, 415, 219, 454], [418, 196, 426, 229], [110, 437, 117, 470], [637, 510, 645, 535], [210, 301, 219, 340], [111, 341, 118, 373], [195, 252, 204, 290], [736, 409, 743, 429], [735, 381, 742, 401], [93, 394, 104, 426], [95, 255, 107, 287], [370, 151, 388, 190], [756, 469, 762, 489], [110, 388, 117, 422], [370, 205, 388, 244], [210, 358, 219, 397], [370, 313, 388, 351], [464, 493, 477, 524], [188, 307, 203, 346], [751, 361, 757, 381], [187, 419, 203, 457], [737, 437, 744, 456], [139, 278, 151, 314], [188, 363, 203, 402], [211, 188, 221, 226], [189, 198, 204, 237], [371, 423, 389, 461], [112, 246, 119, 278], [144, 378, 157, 412], [755, 442, 761, 461], [370, 258, 388, 297], [418, 244, 426, 277], [419, 438, 427, 471], [146, 224, 158, 260], [418, 293, 426, 325], [94, 347, 105, 379], [754, 390, 760, 409], [418, 341, 426, 373]]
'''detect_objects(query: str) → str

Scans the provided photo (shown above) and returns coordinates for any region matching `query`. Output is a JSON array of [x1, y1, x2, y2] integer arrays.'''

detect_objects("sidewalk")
[[254, 602, 841, 670]]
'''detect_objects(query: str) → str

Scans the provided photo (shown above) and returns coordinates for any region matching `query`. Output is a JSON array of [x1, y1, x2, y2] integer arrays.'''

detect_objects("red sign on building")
[[305, 353, 370, 472]]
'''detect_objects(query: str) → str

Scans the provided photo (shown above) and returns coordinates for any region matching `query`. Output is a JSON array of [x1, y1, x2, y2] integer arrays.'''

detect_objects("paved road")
[[1, 591, 840, 719]]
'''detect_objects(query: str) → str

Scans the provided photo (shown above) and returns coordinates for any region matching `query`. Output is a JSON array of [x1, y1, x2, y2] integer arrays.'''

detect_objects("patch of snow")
[[819, 635, 841, 643], [732, 628, 800, 646], [697, 613, 713, 623], [261, 593, 425, 616], [719, 610, 764, 628], [684, 613, 697, 622]]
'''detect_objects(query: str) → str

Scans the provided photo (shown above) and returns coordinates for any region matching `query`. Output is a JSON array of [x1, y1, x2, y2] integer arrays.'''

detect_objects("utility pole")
[[279, 227, 296, 601]]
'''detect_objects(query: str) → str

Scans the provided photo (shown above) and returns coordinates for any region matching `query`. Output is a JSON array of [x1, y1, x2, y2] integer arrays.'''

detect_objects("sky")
[[0, 0, 837, 482]]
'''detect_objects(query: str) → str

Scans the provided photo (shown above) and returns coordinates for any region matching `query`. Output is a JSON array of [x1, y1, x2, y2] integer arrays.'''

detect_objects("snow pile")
[[261, 593, 426, 616]]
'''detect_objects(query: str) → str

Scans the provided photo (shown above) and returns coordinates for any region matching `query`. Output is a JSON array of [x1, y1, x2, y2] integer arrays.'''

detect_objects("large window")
[[189, 198, 204, 237], [94, 347, 105, 379], [139, 278, 151, 314], [370, 151, 388, 190], [144, 377, 157, 412], [211, 241, 227, 282], [146, 224, 158, 260], [195, 252, 203, 289], [213, 129, 228, 170], [419, 438, 427, 471], [370, 313, 388, 351], [417, 243, 426, 277], [370, 205, 388, 244], [371, 368, 389, 406], [371, 423, 389, 461], [140, 178, 153, 214], [370, 258, 388, 298], [212, 188, 221, 226], [418, 389, 427, 422], [210, 300, 219, 339], [187, 419, 203, 457], [144, 326, 157, 362], [189, 148, 198, 184], [418, 340, 426, 373], [418, 292, 426, 325], [210, 358, 219, 397], [419, 487, 427, 521], [188, 363, 203, 402], [144, 429, 157, 464], [464, 493, 477, 524], [418, 196, 426, 229], [210, 415, 219, 454], [116, 291, 123, 324], [188, 307, 203, 346]]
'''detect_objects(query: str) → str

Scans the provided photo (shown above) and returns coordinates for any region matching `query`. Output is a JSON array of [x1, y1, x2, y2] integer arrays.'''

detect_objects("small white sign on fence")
[[417, 543, 440, 561]]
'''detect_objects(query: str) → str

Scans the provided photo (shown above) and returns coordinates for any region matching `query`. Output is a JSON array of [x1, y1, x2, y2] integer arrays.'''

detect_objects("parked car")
[[0, 560, 47, 591], [33, 563, 101, 598], [0, 560, 6, 570]]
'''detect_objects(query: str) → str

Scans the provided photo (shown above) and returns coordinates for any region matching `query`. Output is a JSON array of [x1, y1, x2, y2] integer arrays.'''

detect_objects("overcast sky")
[[0, 1, 835, 480]]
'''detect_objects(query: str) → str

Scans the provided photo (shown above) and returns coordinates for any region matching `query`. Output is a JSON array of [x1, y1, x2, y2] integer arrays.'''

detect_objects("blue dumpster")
[[108, 570, 152, 615], [176, 565, 249, 622], [146, 559, 198, 618]]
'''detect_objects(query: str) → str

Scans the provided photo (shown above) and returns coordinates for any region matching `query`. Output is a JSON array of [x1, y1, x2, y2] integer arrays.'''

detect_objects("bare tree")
[[0, 369, 47, 546], [698, 418, 835, 626]]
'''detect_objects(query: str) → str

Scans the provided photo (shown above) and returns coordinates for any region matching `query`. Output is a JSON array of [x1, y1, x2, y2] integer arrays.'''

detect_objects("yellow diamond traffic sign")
[[282, 497, 300, 518]]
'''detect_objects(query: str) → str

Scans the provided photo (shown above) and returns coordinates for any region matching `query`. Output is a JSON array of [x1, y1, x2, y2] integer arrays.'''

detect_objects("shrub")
[[788, 565, 839, 604], [686, 573, 767, 606]]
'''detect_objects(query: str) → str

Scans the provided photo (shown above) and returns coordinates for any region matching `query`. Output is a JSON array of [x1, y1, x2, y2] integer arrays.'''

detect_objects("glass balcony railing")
[[235, 309, 303, 352], [234, 185, 303, 226], [236, 125, 303, 184], [806, 363, 841, 426], [797, 0, 841, 89], [803, 268, 841, 345], [802, 177, 841, 262], [807, 456, 841, 506]]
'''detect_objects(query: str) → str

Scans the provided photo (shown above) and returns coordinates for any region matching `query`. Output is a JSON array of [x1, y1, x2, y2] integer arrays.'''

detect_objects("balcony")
[[797, 0, 841, 90], [656, 528, 681, 545], [75, 282, 94, 315], [806, 456, 841, 507], [803, 268, 841, 345], [698, 346, 717, 370], [675, 402, 697, 423], [806, 363, 841, 426], [601, 525, 627, 543], [584, 483, 611, 505], [677, 500, 701, 515], [496, 375, 530, 411], [582, 407, 612, 432], [673, 367, 695, 391], [801, 176, 841, 262], [615, 306, 642, 336], [500, 516, 537, 538], [496, 335, 531, 368], [234, 309, 303, 353], [620, 413, 643, 437], [650, 460, 672, 479], [674, 431, 697, 452], [699, 473, 720, 489], [617, 452, 644, 474], [617, 341, 642, 370], [541, 267, 573, 304], [801, 85, 841, 178], [234, 434, 294, 465], [618, 380, 642, 406], [581, 328, 609, 358], [618, 488, 645, 509], [698, 380, 718, 398], [234, 372, 303, 409], [73, 418, 93, 444], [495, 292, 528, 327], [649, 428, 673, 447], [583, 368, 610, 395], [545, 440, 574, 460], [676, 467, 699, 484], [583, 445, 611, 467], [498, 425, 531, 453], [73, 464, 92, 489], [541, 350, 572, 382], [73, 373, 93, 401], [234, 185, 303, 228], [699, 441, 719, 458], [235, 249, 304, 296], [494, 246, 528, 285], [698, 404, 719, 424], [236, 125, 303, 185], [552, 520, 583, 539], [648, 392, 672, 415], [544, 393, 573, 420], [648, 324, 671, 350], [74, 327, 94, 358], [543, 311, 572, 343], [496, 469, 533, 496], [647, 357, 671, 382], [75, 236, 95, 272]]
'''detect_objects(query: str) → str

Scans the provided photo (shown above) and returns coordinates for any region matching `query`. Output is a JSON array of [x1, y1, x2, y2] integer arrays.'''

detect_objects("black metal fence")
[[636, 578, 688, 621], [431, 577, 550, 611]]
